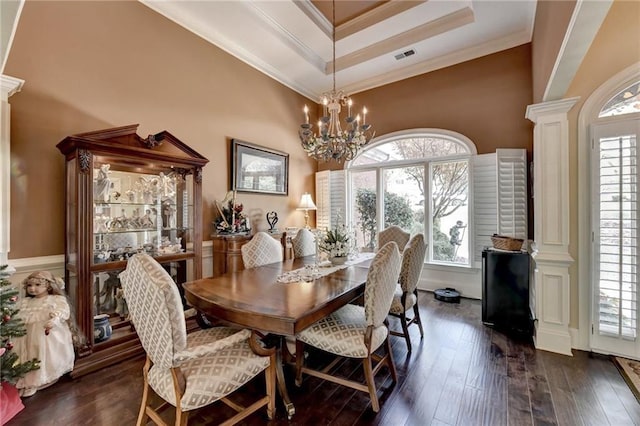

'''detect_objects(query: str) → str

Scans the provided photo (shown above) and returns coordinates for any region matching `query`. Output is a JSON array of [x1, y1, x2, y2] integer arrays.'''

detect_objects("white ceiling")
[[141, 0, 537, 102]]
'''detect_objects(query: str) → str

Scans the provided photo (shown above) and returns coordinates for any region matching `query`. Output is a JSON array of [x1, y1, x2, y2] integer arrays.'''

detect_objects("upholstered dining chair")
[[120, 253, 276, 426], [378, 225, 410, 252], [388, 233, 427, 352], [291, 228, 316, 258], [241, 231, 283, 269], [294, 241, 402, 413]]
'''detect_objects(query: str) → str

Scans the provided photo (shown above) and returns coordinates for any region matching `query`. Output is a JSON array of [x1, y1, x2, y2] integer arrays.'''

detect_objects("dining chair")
[[378, 225, 410, 252], [291, 228, 316, 258], [388, 233, 427, 352], [120, 253, 276, 426], [294, 241, 402, 413], [241, 231, 283, 269]]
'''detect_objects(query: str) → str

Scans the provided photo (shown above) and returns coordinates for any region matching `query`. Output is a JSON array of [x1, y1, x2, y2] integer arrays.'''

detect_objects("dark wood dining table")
[[182, 255, 373, 418]]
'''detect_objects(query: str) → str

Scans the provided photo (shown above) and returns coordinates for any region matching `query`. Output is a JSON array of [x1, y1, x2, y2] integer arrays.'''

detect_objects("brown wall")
[[531, 0, 577, 103], [5, 0, 316, 259], [320, 44, 534, 175]]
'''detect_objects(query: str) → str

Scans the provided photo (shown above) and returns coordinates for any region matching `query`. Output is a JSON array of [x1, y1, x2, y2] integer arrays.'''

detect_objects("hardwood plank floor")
[[7, 294, 639, 426]]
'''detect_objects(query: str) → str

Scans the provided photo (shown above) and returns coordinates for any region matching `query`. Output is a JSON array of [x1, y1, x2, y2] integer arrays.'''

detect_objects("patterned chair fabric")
[[241, 231, 283, 269], [295, 241, 401, 412], [388, 233, 427, 352], [292, 228, 316, 258], [120, 253, 275, 425], [378, 226, 410, 252]]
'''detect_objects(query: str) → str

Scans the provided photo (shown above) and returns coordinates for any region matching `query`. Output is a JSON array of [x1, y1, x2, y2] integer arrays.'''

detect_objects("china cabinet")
[[57, 124, 208, 377]]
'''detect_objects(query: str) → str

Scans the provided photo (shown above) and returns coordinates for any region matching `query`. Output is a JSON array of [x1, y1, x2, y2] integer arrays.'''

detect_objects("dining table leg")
[[263, 334, 296, 419]]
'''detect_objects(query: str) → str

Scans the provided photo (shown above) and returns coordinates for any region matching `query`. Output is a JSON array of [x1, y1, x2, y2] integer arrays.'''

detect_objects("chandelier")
[[299, 0, 374, 162]]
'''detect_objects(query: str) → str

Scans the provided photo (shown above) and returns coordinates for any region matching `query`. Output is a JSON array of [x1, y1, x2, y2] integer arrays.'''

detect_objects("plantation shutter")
[[315, 170, 346, 230], [472, 149, 527, 265], [592, 120, 639, 341], [497, 149, 528, 239], [472, 153, 498, 264]]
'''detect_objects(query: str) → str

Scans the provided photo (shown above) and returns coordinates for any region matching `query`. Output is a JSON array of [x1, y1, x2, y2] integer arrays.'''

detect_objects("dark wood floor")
[[7, 294, 640, 426]]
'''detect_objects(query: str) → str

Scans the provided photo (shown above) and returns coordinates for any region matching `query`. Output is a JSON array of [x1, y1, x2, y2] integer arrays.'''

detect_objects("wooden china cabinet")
[[56, 124, 208, 377]]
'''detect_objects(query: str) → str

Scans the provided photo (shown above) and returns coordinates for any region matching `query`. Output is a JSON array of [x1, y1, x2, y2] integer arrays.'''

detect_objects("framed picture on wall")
[[231, 139, 289, 195]]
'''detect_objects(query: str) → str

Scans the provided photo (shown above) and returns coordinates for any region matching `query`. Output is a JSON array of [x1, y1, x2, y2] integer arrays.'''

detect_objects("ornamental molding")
[[0, 74, 24, 100], [525, 97, 580, 123]]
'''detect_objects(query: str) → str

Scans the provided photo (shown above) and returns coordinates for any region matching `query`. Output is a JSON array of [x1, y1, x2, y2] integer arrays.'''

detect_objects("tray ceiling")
[[141, 0, 537, 101]]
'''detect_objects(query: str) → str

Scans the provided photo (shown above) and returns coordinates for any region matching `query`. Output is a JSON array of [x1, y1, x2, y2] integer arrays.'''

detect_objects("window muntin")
[[347, 131, 474, 267], [351, 136, 470, 166], [599, 81, 640, 118]]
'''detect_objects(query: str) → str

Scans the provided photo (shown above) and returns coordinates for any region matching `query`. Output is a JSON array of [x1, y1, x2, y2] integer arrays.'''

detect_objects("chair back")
[[399, 234, 427, 293], [292, 228, 316, 258], [378, 226, 410, 252], [241, 231, 284, 269], [119, 253, 186, 369], [365, 241, 402, 327]]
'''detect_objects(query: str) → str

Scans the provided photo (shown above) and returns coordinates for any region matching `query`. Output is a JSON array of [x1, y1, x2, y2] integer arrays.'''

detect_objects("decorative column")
[[0, 75, 24, 266], [526, 97, 579, 356]]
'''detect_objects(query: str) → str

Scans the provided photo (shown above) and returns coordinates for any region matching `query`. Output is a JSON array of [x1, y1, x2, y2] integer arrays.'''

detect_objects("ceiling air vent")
[[394, 49, 416, 60]]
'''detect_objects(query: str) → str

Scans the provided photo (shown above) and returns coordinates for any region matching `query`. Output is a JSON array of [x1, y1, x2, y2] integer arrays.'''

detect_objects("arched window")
[[346, 129, 476, 266]]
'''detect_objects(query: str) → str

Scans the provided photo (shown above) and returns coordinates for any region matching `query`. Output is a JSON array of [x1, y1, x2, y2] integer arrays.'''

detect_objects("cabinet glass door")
[[92, 161, 193, 264]]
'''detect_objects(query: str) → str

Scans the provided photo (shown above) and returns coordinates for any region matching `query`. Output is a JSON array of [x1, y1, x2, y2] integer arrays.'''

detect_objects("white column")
[[0, 74, 24, 266], [526, 97, 579, 356]]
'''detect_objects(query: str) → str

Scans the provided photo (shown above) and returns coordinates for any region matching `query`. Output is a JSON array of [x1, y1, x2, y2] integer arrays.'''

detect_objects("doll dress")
[[14, 295, 75, 391]]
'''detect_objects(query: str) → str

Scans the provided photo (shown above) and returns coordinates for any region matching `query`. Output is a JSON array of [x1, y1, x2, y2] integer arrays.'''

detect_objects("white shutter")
[[315, 171, 331, 230], [497, 148, 528, 239], [473, 153, 498, 263], [315, 170, 346, 230], [472, 149, 528, 264], [592, 121, 639, 342]]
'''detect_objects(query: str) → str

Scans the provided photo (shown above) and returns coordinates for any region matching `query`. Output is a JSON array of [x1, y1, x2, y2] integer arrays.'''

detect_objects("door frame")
[[577, 62, 640, 353]]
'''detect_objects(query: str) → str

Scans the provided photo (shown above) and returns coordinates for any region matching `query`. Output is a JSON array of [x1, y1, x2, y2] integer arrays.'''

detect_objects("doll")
[[13, 271, 75, 397]]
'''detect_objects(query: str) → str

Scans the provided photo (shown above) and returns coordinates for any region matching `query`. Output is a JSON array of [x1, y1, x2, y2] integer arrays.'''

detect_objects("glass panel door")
[[592, 118, 640, 358]]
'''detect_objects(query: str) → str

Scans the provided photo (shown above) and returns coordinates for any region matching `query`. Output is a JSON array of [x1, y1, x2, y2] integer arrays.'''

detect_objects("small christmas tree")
[[0, 265, 39, 384]]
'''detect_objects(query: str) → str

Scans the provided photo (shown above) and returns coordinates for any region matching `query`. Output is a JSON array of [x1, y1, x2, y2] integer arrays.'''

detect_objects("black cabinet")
[[482, 249, 532, 336]]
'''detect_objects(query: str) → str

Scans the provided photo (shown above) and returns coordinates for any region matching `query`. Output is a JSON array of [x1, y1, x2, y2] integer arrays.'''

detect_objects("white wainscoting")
[[6, 240, 215, 287]]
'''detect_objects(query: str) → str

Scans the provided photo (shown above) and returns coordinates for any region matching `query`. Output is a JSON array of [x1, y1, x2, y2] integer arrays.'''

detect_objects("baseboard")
[[534, 324, 573, 356]]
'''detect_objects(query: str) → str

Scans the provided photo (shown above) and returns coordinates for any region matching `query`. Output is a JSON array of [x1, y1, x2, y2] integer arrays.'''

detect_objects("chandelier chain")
[[297, 0, 374, 162]]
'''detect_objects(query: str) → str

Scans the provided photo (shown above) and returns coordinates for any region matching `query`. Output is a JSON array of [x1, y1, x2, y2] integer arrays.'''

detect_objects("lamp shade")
[[297, 193, 317, 211]]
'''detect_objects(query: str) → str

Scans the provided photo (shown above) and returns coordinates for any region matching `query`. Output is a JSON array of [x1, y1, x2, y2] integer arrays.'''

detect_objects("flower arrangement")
[[318, 224, 355, 259], [214, 192, 249, 233]]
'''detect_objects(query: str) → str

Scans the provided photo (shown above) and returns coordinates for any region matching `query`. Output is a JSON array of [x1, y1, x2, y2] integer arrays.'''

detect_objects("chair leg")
[[413, 294, 424, 338], [385, 337, 397, 383], [362, 356, 380, 412], [137, 356, 152, 426], [295, 339, 305, 386], [400, 313, 412, 352]]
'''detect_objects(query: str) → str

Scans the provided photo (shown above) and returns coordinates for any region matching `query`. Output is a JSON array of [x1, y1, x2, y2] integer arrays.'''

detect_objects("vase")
[[330, 256, 347, 266], [93, 314, 112, 343]]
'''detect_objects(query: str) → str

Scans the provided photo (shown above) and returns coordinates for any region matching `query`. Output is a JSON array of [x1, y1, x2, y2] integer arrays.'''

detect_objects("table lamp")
[[297, 192, 317, 228]]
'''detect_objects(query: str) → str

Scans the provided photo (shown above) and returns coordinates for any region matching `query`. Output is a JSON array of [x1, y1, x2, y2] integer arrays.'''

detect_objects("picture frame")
[[231, 139, 289, 195]]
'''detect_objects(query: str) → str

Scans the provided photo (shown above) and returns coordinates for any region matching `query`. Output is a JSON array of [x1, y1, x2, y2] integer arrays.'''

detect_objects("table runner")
[[277, 252, 375, 283]]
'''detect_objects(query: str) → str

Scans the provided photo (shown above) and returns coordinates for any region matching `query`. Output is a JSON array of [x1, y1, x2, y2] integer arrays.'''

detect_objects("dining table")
[[182, 253, 374, 418]]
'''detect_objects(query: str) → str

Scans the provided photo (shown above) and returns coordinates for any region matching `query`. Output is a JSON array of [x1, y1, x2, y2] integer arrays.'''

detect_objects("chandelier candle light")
[[299, 0, 374, 162]]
